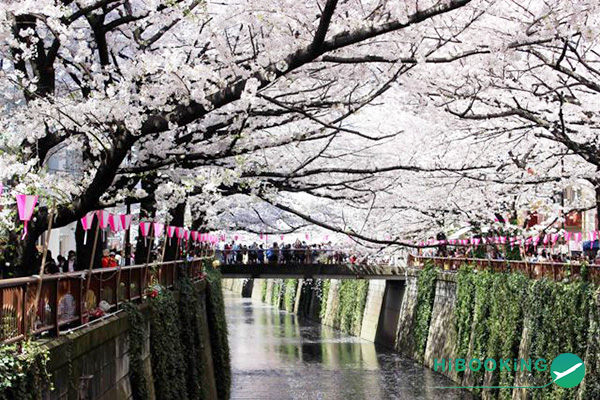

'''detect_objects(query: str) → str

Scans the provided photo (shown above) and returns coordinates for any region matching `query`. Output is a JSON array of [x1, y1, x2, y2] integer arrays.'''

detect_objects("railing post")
[[22, 283, 28, 339], [53, 279, 60, 336]]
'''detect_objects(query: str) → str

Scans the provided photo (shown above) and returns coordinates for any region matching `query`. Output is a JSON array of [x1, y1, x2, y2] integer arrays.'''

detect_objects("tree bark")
[[134, 175, 158, 265], [165, 203, 186, 261]]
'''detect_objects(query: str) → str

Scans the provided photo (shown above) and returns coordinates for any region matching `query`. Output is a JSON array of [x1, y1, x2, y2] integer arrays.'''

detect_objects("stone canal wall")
[[224, 267, 600, 400], [42, 272, 229, 400]]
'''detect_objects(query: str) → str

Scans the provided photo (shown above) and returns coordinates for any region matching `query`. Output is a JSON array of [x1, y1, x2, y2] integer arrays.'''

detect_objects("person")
[[101, 250, 118, 268], [64, 250, 77, 272], [282, 243, 292, 264], [114, 249, 122, 265], [248, 242, 258, 264], [44, 250, 59, 274], [101, 249, 111, 268], [267, 242, 279, 265], [224, 242, 232, 265], [56, 255, 66, 273], [257, 244, 265, 264]]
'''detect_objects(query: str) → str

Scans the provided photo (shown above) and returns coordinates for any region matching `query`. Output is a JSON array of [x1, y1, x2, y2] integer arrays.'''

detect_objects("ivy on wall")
[[147, 289, 188, 400], [337, 280, 369, 336], [122, 303, 149, 400], [271, 281, 281, 307], [205, 264, 232, 400], [261, 279, 267, 303], [0, 342, 51, 400], [283, 279, 298, 313], [175, 276, 208, 400], [319, 279, 330, 321], [413, 264, 437, 360], [452, 267, 599, 399]]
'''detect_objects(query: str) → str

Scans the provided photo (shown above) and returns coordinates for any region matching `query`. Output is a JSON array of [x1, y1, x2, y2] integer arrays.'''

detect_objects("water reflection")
[[225, 291, 472, 399]]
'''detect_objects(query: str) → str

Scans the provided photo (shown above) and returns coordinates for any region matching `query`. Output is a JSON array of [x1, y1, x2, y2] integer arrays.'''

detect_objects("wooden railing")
[[408, 255, 600, 284], [0, 258, 205, 344]]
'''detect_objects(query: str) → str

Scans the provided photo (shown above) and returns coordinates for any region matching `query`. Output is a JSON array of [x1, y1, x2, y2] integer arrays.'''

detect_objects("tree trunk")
[[75, 218, 105, 271], [134, 175, 158, 264], [165, 202, 186, 261]]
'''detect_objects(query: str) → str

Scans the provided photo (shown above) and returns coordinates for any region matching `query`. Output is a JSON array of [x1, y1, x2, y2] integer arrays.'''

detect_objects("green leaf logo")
[[550, 353, 585, 388]]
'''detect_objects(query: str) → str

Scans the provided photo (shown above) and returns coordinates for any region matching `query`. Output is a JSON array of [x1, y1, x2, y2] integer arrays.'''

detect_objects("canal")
[[224, 290, 472, 399]]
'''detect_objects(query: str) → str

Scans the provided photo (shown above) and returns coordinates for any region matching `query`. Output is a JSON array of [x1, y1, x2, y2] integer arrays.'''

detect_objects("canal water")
[[224, 290, 472, 400]]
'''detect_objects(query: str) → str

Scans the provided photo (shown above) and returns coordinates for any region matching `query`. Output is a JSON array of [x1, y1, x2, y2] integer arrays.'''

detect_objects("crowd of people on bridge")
[[216, 240, 362, 265]]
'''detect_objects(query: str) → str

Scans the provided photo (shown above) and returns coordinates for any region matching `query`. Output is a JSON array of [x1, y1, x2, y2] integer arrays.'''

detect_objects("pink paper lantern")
[[120, 214, 133, 230], [565, 232, 573, 242], [176, 227, 185, 239], [97, 210, 110, 229], [108, 213, 121, 232], [153, 222, 164, 238], [80, 212, 95, 244], [139, 222, 151, 237], [184, 229, 190, 241], [191, 231, 198, 241], [167, 226, 176, 238], [16, 194, 38, 239]]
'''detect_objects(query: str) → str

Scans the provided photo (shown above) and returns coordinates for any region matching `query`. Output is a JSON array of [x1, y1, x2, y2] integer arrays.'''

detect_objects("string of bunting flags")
[[11, 194, 600, 250], [417, 230, 599, 248], [12, 193, 221, 246]]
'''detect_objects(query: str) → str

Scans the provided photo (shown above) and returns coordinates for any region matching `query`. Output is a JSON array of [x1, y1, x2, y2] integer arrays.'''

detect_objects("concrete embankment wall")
[[43, 278, 226, 400], [223, 277, 401, 347], [224, 269, 600, 400]]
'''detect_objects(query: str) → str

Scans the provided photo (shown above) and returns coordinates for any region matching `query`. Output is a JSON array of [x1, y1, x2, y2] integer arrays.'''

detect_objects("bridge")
[[219, 262, 408, 279]]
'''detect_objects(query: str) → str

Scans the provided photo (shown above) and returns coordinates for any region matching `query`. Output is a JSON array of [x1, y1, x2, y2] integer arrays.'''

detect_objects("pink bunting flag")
[[96, 210, 109, 229], [16, 194, 38, 240], [590, 231, 598, 241], [564, 232, 572, 242], [139, 222, 151, 237], [153, 222, 164, 238], [305, 233, 310, 240], [234, 235, 239, 241], [533, 236, 540, 247], [166, 226, 176, 245], [80, 212, 95, 244], [575, 232, 583, 242], [551, 233, 560, 244], [108, 213, 121, 232], [167, 226, 176, 238], [120, 214, 133, 230], [259, 233, 263, 240]]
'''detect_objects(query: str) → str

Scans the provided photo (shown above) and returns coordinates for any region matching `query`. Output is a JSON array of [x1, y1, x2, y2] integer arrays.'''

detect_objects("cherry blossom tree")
[[0, 0, 484, 274]]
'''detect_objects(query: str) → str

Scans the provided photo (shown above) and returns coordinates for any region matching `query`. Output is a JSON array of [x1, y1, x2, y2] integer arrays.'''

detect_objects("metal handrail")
[[408, 255, 600, 284], [0, 258, 206, 344]]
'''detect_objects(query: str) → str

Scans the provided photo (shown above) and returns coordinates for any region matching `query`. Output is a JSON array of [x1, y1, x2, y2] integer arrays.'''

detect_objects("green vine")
[[283, 279, 298, 312], [337, 280, 369, 335], [205, 264, 232, 400], [175, 275, 208, 400], [319, 279, 330, 321], [0, 342, 52, 400], [261, 279, 267, 302], [122, 302, 149, 400], [147, 288, 187, 400], [414, 263, 437, 360], [271, 281, 281, 307], [452, 267, 598, 399]]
